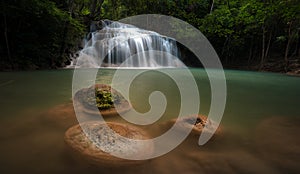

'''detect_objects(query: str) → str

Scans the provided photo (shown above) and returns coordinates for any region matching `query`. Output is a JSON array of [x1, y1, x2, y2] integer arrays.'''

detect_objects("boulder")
[[64, 121, 153, 167], [73, 84, 132, 117], [162, 114, 222, 137]]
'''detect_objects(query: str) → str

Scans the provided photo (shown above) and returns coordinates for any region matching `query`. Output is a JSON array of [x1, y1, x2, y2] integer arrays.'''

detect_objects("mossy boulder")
[[74, 84, 131, 116]]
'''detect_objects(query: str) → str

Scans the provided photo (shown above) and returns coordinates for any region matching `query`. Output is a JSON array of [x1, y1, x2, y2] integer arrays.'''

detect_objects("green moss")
[[94, 86, 126, 110], [84, 86, 125, 110], [94, 87, 114, 110]]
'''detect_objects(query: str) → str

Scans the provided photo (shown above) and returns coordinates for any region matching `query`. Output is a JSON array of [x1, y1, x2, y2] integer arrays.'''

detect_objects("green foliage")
[[1, 0, 299, 70], [86, 87, 124, 110], [0, 0, 85, 70], [95, 88, 114, 110], [198, 0, 300, 65]]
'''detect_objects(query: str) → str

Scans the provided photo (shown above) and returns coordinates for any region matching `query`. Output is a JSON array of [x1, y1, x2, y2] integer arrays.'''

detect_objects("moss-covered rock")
[[74, 84, 131, 116]]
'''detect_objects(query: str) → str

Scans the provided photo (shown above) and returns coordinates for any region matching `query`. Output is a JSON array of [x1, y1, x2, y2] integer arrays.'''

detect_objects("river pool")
[[0, 68, 299, 173]]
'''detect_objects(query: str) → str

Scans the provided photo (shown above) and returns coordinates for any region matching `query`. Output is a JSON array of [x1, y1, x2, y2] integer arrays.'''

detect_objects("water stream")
[[0, 69, 299, 173], [72, 20, 182, 68]]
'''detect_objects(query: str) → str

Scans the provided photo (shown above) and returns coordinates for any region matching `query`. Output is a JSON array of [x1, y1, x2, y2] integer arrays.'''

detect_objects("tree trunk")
[[209, 0, 214, 14], [3, 9, 11, 63], [248, 37, 254, 65], [227, 0, 230, 9], [221, 36, 230, 64], [95, 3, 103, 18], [59, 22, 69, 63], [58, 0, 76, 66], [221, 37, 229, 56], [265, 30, 272, 62], [112, 0, 117, 19], [298, 30, 300, 57], [89, 0, 104, 22], [89, 0, 97, 18], [284, 22, 293, 72], [260, 26, 266, 70], [292, 29, 300, 57]]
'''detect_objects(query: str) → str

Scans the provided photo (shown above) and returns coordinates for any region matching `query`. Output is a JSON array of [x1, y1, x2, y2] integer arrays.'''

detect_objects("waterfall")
[[75, 20, 183, 68]]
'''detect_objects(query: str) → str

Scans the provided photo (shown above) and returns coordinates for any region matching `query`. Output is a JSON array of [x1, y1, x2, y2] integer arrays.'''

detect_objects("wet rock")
[[64, 121, 153, 167], [73, 84, 132, 117], [162, 114, 222, 137]]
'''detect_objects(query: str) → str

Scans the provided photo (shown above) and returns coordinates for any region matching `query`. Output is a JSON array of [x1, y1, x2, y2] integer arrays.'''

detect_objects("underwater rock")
[[73, 84, 132, 117], [64, 121, 153, 167], [162, 114, 222, 137], [287, 70, 300, 77]]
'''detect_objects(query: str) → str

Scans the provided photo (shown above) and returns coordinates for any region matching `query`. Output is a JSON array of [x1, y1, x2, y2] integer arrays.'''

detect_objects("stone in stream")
[[162, 114, 222, 137], [64, 121, 153, 167], [73, 84, 132, 117]]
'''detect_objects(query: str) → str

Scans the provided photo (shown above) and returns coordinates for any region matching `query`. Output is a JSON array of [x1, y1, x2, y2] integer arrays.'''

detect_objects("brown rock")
[[64, 122, 153, 167], [163, 114, 222, 136], [73, 84, 132, 117]]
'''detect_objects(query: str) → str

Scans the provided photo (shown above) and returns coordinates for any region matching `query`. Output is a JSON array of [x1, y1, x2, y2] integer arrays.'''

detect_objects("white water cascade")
[[74, 20, 183, 68]]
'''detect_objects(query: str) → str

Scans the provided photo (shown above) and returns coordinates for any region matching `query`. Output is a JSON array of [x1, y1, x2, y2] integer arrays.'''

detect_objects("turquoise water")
[[0, 69, 299, 173]]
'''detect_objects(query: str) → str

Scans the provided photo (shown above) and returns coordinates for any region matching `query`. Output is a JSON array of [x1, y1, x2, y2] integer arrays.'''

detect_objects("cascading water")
[[74, 20, 183, 68]]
